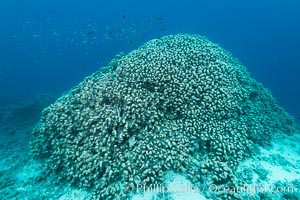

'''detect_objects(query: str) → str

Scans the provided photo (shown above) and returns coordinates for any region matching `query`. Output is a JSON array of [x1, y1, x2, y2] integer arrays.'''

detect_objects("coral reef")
[[30, 34, 297, 199]]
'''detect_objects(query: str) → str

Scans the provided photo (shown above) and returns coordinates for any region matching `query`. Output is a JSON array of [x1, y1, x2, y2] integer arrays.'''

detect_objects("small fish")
[[88, 30, 96, 35], [157, 17, 163, 21], [7, 130, 16, 136], [122, 14, 126, 19]]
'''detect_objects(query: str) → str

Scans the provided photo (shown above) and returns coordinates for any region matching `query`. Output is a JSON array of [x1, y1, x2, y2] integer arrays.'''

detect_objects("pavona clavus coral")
[[31, 34, 297, 199]]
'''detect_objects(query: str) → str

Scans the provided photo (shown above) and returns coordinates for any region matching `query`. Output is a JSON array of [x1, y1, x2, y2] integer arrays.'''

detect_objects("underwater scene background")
[[0, 0, 300, 200], [1, 0, 300, 118]]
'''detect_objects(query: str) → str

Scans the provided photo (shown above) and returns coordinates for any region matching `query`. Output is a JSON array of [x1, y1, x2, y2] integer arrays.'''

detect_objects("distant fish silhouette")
[[109, 30, 113, 35], [157, 17, 163, 21], [88, 30, 96, 35]]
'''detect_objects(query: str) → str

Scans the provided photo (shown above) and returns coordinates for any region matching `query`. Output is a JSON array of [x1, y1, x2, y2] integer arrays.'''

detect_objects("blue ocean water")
[[0, 0, 299, 118], [0, 1, 300, 199]]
